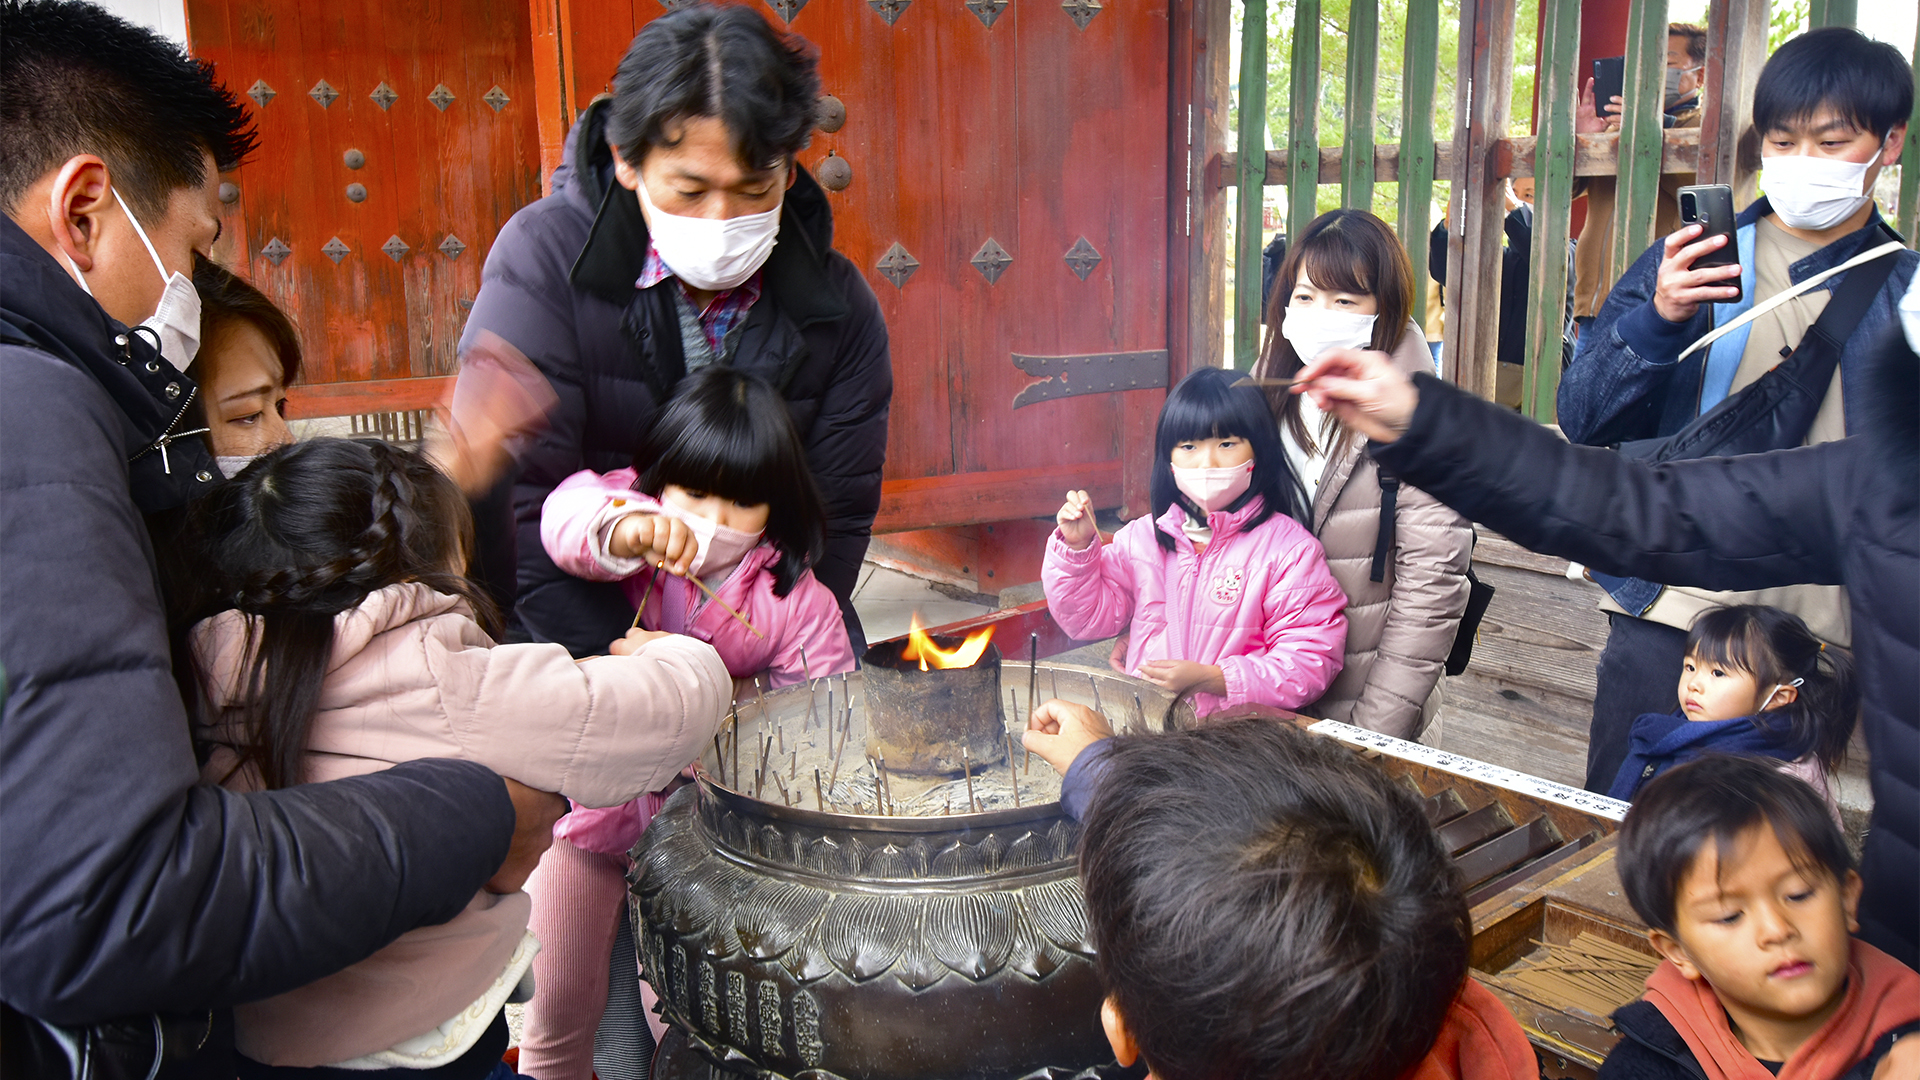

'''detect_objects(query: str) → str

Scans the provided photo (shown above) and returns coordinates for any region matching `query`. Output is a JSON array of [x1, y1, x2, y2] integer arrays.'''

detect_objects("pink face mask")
[[1171, 459, 1254, 513], [656, 500, 765, 578]]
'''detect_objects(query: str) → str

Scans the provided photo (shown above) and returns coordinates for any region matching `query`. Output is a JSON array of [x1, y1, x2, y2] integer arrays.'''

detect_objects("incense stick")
[[660, 559, 765, 638], [1026, 633, 1038, 723], [1006, 732, 1021, 807], [962, 747, 976, 813], [1230, 376, 1302, 388], [1090, 675, 1102, 716]]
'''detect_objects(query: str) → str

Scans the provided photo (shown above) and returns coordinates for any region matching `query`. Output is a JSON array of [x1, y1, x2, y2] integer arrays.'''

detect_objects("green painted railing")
[[1523, 0, 1580, 423], [1233, 0, 1269, 370], [1808, 0, 1857, 28], [1398, 0, 1440, 331]]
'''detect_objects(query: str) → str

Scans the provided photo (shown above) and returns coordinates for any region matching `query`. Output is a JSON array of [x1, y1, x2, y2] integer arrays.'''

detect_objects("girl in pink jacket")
[[1046, 365, 1348, 717], [176, 437, 732, 1075], [533, 368, 855, 1077]]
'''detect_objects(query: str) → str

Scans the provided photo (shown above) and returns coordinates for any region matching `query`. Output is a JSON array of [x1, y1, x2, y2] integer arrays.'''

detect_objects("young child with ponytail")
[[1610, 604, 1857, 821], [172, 437, 732, 1077]]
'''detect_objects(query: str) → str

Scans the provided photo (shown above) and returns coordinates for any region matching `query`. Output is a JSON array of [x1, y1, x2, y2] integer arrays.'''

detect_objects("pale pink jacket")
[[542, 467, 854, 853], [1043, 497, 1348, 716], [193, 582, 731, 1067]]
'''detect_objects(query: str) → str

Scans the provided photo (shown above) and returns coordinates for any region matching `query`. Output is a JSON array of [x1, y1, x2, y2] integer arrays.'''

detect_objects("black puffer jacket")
[[0, 217, 514, 1023], [1369, 329, 1919, 969], [461, 100, 892, 658]]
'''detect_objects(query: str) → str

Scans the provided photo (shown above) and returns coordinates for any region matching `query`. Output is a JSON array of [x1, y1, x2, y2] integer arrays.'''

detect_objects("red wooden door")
[[538, 0, 1172, 531], [185, 0, 543, 416]]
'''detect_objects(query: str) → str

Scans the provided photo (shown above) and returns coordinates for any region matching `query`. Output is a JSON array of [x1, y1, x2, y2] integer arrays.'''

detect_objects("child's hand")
[[1872, 1034, 1920, 1080], [1021, 699, 1115, 776], [610, 627, 674, 655], [1056, 490, 1097, 550], [610, 512, 697, 575], [1137, 660, 1227, 697]]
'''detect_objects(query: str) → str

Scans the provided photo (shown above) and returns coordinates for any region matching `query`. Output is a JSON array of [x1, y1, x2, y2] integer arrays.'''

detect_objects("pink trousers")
[[519, 838, 667, 1080]]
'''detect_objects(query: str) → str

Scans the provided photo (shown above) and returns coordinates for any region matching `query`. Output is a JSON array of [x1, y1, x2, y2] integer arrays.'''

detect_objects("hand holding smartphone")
[[1676, 184, 1741, 303], [1592, 56, 1625, 121]]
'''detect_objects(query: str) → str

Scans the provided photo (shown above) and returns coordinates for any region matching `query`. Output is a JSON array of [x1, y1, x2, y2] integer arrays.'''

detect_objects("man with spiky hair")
[[0, 2, 564, 1071]]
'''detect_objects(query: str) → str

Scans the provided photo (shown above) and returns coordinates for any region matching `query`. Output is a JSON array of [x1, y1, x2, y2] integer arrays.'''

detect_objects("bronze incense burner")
[[630, 649, 1196, 1080]]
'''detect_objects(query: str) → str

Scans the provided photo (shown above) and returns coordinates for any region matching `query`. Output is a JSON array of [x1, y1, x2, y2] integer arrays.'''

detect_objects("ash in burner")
[[697, 662, 1193, 817]]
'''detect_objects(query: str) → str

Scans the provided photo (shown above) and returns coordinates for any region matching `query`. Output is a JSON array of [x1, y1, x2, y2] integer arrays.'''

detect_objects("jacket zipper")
[[127, 383, 204, 475]]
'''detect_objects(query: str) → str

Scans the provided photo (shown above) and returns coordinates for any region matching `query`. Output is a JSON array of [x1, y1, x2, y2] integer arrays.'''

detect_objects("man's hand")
[[611, 513, 697, 576], [1652, 223, 1742, 323], [1021, 699, 1115, 776], [1136, 659, 1226, 696], [429, 332, 557, 497], [1574, 78, 1612, 135], [610, 627, 674, 656], [1056, 490, 1097, 551], [486, 778, 567, 894], [1294, 347, 1420, 444]]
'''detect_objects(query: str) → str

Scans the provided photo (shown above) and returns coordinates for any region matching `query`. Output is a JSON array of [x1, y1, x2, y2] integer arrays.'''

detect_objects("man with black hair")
[[458, 3, 891, 662], [1, 1, 562, 1069], [1554, 26, 1915, 798]]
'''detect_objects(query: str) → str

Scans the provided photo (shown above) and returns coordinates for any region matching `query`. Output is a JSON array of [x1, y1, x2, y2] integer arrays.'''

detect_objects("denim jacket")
[[1557, 197, 1916, 447]]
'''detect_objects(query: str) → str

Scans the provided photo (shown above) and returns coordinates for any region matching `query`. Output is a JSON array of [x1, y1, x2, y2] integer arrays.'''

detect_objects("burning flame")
[[901, 613, 995, 671]]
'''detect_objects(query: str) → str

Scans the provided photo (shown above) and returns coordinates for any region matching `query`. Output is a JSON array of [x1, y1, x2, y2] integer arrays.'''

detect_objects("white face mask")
[[657, 499, 765, 579], [61, 188, 202, 372], [215, 453, 261, 479], [637, 180, 781, 292], [1282, 305, 1378, 363], [1761, 152, 1878, 232], [1171, 459, 1254, 514]]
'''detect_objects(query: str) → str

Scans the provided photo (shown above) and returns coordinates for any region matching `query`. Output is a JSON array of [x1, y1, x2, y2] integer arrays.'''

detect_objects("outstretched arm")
[[1296, 349, 1849, 591]]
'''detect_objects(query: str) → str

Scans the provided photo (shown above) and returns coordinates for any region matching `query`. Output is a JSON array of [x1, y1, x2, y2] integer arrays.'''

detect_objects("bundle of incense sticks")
[[1500, 932, 1658, 1018]]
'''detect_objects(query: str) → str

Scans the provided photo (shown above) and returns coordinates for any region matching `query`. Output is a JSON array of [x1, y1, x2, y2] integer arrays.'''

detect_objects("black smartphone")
[[1592, 56, 1625, 120], [1677, 184, 1741, 302]]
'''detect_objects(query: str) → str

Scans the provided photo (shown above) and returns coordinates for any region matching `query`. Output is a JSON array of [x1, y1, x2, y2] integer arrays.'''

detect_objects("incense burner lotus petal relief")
[[631, 778, 1112, 1080]]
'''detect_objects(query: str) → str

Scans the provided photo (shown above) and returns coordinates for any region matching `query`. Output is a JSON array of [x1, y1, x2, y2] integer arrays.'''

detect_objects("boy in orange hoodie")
[[1023, 706, 1537, 1080], [1602, 756, 1920, 1080]]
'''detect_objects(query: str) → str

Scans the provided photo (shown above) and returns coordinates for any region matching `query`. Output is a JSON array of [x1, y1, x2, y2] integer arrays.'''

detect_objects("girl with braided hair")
[[527, 366, 854, 1075], [172, 436, 732, 1076]]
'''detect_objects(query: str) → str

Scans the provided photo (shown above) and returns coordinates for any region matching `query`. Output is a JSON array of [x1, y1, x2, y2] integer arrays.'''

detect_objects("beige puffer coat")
[[1299, 327, 1474, 737]]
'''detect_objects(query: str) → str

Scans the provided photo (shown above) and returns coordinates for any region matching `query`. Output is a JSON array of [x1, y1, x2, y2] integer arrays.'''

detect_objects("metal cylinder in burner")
[[861, 636, 1007, 776]]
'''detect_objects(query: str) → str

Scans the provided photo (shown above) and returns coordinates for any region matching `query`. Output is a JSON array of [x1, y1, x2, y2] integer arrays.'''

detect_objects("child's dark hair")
[[1753, 27, 1913, 142], [1150, 366, 1306, 552], [1080, 720, 1469, 1080], [1252, 209, 1415, 458], [634, 367, 825, 597], [172, 438, 494, 790], [1619, 755, 1852, 936], [1686, 604, 1857, 771]]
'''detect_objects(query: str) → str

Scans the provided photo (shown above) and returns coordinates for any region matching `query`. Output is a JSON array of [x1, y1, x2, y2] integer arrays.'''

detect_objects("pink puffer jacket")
[[542, 467, 856, 853], [192, 582, 732, 1067], [543, 468, 855, 688], [1043, 497, 1348, 716]]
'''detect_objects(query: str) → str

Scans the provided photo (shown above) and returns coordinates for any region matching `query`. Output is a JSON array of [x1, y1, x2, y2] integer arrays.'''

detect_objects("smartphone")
[[1677, 184, 1742, 303], [1592, 56, 1625, 120]]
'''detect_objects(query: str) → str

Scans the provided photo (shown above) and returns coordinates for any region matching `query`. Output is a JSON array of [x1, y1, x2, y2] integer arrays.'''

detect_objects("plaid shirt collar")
[[637, 244, 763, 359]]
